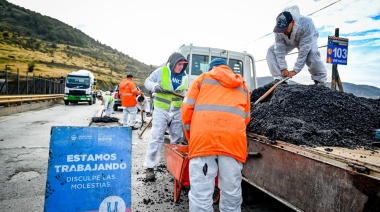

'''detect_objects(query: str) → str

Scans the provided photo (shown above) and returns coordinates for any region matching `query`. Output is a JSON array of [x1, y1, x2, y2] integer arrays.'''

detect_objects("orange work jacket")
[[181, 65, 251, 163], [119, 78, 142, 107]]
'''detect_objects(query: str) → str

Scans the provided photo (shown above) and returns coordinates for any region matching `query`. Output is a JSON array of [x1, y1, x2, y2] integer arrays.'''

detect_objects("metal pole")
[[17, 68, 20, 94], [26, 71, 29, 95], [5, 65, 8, 95], [33, 73, 36, 94]]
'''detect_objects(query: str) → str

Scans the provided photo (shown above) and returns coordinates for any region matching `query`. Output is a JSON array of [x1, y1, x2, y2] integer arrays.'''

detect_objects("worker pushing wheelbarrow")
[[165, 143, 220, 203]]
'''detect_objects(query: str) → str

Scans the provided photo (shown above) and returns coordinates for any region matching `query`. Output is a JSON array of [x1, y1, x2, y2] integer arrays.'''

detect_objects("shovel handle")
[[254, 77, 289, 104], [161, 90, 185, 98], [138, 118, 153, 139]]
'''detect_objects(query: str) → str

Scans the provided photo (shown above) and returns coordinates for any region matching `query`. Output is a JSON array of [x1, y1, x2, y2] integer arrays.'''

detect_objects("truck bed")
[[242, 132, 380, 211]]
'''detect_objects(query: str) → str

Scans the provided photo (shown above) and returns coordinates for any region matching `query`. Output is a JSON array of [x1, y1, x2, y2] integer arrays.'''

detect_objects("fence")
[[0, 66, 64, 95]]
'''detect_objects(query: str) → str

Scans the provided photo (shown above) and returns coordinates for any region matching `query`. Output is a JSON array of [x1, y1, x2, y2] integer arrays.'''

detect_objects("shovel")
[[138, 118, 153, 139], [162, 89, 185, 98], [254, 77, 290, 105]]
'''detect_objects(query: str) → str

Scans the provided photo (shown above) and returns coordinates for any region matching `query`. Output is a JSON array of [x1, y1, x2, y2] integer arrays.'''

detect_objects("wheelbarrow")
[[164, 143, 220, 203]]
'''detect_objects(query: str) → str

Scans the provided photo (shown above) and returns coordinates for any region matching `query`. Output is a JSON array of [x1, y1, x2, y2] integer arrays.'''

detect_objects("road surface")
[[0, 102, 292, 211]]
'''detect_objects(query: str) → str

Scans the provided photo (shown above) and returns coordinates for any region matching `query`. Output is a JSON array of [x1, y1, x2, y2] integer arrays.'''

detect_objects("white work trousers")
[[266, 43, 327, 82], [122, 106, 137, 127], [104, 101, 114, 117], [137, 100, 151, 121], [189, 155, 243, 212], [143, 107, 183, 168]]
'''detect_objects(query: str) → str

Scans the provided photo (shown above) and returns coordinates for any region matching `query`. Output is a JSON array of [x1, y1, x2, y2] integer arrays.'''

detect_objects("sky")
[[8, 0, 380, 88]]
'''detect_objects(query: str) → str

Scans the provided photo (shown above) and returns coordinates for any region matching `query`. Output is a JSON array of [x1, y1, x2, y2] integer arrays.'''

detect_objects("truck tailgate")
[[242, 132, 380, 212]]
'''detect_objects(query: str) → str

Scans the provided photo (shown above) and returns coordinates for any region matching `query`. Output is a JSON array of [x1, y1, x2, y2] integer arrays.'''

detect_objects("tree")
[[27, 61, 35, 72]]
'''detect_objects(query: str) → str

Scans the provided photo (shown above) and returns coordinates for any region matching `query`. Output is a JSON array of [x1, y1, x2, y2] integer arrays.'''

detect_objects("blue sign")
[[44, 126, 132, 212], [326, 36, 349, 65]]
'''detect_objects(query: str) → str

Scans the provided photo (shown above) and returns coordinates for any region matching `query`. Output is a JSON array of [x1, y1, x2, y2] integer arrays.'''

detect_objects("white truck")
[[176, 44, 258, 91], [63, 70, 97, 105]]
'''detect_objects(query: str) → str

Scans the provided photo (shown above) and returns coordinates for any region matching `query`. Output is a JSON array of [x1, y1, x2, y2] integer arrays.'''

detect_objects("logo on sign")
[[99, 196, 126, 212]]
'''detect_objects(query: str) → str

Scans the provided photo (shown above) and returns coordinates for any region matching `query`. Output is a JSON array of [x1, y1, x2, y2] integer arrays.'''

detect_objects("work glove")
[[154, 85, 163, 93]]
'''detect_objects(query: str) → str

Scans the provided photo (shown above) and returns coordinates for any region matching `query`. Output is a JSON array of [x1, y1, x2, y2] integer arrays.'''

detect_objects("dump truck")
[[168, 44, 380, 211], [64, 70, 97, 105], [242, 83, 380, 211]]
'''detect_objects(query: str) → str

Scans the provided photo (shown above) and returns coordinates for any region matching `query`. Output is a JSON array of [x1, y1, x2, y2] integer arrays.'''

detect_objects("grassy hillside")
[[0, 0, 156, 91]]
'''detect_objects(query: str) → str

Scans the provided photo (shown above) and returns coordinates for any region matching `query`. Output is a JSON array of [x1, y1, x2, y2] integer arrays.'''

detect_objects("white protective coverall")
[[266, 5, 327, 83], [143, 53, 188, 169], [122, 106, 137, 127], [102, 92, 114, 117], [136, 95, 151, 121]]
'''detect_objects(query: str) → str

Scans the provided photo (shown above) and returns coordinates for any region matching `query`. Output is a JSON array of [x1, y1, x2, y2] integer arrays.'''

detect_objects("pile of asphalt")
[[248, 82, 380, 150]]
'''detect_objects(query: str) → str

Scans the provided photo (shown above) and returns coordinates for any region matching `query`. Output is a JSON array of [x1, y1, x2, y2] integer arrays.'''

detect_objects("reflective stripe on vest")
[[154, 66, 187, 110], [190, 77, 249, 119]]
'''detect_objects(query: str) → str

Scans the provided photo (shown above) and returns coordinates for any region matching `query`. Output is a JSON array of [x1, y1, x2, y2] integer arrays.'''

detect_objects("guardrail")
[[0, 94, 64, 107]]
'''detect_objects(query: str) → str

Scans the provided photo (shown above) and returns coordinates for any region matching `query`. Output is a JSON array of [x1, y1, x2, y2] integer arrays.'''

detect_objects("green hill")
[[0, 0, 156, 91]]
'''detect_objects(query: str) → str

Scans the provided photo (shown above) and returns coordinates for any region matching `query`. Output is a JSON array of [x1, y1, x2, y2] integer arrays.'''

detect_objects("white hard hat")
[[105, 91, 111, 95]]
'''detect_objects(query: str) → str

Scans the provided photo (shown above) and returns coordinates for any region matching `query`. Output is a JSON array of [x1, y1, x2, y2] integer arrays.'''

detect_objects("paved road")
[[0, 102, 292, 211]]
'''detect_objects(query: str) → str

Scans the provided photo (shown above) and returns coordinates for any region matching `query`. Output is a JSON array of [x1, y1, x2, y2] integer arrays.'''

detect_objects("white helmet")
[[105, 91, 111, 95]]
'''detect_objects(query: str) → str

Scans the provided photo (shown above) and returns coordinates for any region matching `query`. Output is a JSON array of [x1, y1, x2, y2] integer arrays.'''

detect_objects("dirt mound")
[[248, 82, 380, 149]]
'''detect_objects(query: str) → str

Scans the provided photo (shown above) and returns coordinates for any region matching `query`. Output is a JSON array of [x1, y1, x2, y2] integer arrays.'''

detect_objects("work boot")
[[146, 168, 155, 181], [314, 80, 325, 86]]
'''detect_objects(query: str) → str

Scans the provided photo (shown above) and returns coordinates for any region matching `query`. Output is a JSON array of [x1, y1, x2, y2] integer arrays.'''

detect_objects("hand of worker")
[[289, 70, 297, 78], [154, 85, 163, 93], [281, 69, 289, 77]]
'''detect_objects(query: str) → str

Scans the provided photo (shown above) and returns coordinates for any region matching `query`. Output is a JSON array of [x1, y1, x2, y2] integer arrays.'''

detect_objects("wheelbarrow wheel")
[[174, 178, 182, 203]]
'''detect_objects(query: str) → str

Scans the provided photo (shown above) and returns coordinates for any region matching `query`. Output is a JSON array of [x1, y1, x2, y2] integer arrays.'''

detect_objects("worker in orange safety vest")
[[119, 74, 143, 130], [181, 58, 251, 212]]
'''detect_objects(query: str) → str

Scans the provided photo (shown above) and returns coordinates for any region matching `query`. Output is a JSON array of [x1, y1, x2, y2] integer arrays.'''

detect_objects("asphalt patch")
[[91, 116, 119, 123]]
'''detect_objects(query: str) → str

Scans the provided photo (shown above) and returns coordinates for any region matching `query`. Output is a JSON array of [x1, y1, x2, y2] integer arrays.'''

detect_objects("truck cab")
[[176, 44, 258, 91], [64, 70, 97, 105]]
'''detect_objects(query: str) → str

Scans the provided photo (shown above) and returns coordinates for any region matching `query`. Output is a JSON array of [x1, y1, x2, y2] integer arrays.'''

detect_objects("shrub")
[[28, 61, 36, 72]]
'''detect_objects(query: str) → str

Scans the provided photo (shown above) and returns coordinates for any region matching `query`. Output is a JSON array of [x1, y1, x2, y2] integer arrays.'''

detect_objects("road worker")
[[119, 74, 143, 130], [97, 91, 114, 117], [181, 58, 251, 211], [143, 52, 188, 181], [136, 94, 151, 123], [266, 5, 327, 86]]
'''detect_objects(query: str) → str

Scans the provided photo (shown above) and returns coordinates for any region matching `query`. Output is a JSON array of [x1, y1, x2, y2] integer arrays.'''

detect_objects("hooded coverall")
[[266, 5, 327, 83], [119, 77, 142, 127], [143, 53, 188, 169], [181, 64, 251, 212]]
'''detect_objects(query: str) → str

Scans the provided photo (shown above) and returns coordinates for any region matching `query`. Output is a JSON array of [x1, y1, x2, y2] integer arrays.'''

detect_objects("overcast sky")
[[8, 0, 380, 88]]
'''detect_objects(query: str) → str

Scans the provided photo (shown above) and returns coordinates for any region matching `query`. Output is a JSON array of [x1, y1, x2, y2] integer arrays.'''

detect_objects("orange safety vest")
[[119, 78, 142, 107], [181, 65, 251, 163]]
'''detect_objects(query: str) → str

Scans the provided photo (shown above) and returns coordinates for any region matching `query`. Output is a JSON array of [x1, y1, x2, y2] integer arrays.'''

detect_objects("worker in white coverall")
[[97, 91, 114, 117], [136, 94, 151, 122], [143, 52, 188, 181], [266, 5, 327, 85]]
